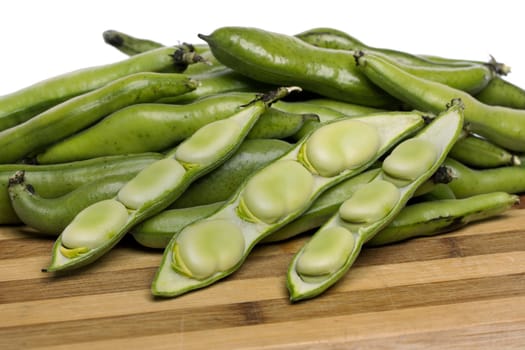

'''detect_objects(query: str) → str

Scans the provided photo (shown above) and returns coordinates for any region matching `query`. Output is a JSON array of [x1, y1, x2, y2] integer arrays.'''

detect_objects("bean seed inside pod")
[[303, 119, 380, 177], [117, 158, 186, 209], [382, 138, 438, 181], [174, 219, 245, 279], [239, 160, 314, 224], [61, 199, 129, 250], [339, 179, 400, 223], [296, 226, 355, 282], [175, 119, 241, 166]]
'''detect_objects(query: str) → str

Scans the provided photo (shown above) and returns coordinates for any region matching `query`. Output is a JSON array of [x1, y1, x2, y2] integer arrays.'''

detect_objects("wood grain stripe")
[[2, 250, 525, 328], [5, 295, 525, 350]]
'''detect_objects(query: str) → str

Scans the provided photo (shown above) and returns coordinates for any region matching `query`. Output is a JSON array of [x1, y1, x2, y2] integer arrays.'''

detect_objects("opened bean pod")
[[287, 99, 464, 301], [44, 87, 298, 272], [152, 109, 427, 297]]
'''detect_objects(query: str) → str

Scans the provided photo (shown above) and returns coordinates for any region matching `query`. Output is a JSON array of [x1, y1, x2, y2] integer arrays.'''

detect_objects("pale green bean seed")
[[339, 179, 400, 223], [117, 158, 186, 209], [61, 199, 129, 250], [382, 138, 438, 181], [296, 226, 355, 282], [174, 219, 245, 279], [175, 119, 241, 166], [239, 160, 314, 224], [303, 120, 380, 177]]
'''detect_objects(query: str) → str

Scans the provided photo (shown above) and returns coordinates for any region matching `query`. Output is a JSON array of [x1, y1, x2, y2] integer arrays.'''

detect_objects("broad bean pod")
[[102, 29, 164, 56], [367, 192, 519, 246], [36, 92, 310, 163], [198, 26, 400, 108], [297, 27, 509, 73], [44, 87, 298, 272], [8, 172, 133, 235], [0, 46, 201, 132], [475, 76, 525, 110], [101, 29, 221, 73], [287, 99, 464, 301], [444, 158, 525, 198], [0, 153, 162, 224], [200, 27, 496, 108], [0, 72, 197, 163], [449, 134, 520, 168], [355, 51, 525, 152], [152, 109, 427, 297]]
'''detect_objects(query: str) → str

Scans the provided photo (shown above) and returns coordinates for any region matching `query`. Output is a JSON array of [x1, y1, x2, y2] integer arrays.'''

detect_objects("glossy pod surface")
[[36, 92, 305, 163], [199, 26, 399, 108], [356, 52, 525, 152], [0, 46, 197, 132], [0, 73, 197, 163]]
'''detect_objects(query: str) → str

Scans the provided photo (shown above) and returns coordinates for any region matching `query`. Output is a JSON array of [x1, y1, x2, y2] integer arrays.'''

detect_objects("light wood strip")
[[25, 296, 525, 350], [2, 251, 525, 327]]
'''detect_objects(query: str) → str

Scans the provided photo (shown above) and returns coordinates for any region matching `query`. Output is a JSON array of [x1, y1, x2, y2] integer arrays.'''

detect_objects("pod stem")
[[431, 165, 455, 184], [8, 170, 26, 186], [170, 43, 209, 70], [487, 55, 511, 76]]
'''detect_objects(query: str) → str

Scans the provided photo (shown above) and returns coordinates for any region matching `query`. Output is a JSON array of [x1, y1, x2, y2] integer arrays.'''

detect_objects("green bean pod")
[[0, 46, 201, 132], [44, 87, 298, 272], [475, 76, 525, 109], [297, 28, 495, 95], [0, 153, 162, 224], [0, 72, 197, 164], [287, 99, 464, 301], [200, 27, 495, 107], [355, 51, 525, 152], [35, 92, 310, 163], [449, 134, 520, 168], [367, 192, 519, 246], [102, 29, 164, 56], [198, 26, 399, 108], [152, 109, 427, 297], [8, 172, 132, 235], [444, 157, 525, 198], [296, 27, 509, 73]]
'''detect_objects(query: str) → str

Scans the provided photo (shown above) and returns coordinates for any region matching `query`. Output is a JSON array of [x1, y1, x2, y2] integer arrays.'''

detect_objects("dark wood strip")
[[0, 267, 157, 304], [1, 272, 524, 349], [2, 226, 524, 304]]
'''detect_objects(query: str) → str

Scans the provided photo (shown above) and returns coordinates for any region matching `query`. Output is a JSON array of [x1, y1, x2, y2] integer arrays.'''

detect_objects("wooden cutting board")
[[1, 199, 525, 349]]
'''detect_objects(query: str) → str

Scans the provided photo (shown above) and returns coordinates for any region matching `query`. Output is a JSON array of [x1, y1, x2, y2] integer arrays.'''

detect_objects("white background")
[[1, 0, 524, 95]]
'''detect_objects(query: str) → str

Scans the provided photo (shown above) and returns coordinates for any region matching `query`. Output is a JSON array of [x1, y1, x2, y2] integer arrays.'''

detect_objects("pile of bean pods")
[[2, 26, 524, 301]]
